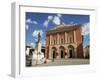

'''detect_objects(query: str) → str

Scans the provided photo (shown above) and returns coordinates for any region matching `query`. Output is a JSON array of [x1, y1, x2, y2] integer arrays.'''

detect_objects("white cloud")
[[26, 19, 31, 23], [57, 14, 62, 17], [82, 23, 89, 35], [34, 38, 37, 41], [43, 15, 53, 28], [26, 24, 29, 30], [53, 16, 61, 25], [43, 14, 62, 27], [30, 43, 35, 48], [43, 20, 49, 28], [32, 30, 43, 38], [25, 19, 38, 30], [48, 16, 53, 20], [52, 14, 62, 25], [32, 21, 38, 24], [26, 18, 38, 24]]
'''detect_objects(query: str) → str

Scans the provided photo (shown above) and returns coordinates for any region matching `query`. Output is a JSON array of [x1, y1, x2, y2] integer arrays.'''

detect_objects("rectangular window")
[[70, 37, 72, 43], [61, 39, 63, 44], [54, 40, 55, 44]]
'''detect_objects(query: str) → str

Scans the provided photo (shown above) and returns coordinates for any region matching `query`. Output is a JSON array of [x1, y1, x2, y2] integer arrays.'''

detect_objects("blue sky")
[[25, 12, 89, 48]]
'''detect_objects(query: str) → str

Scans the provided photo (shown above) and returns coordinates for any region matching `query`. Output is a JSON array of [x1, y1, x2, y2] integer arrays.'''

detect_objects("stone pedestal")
[[35, 42, 41, 53], [32, 32, 45, 65]]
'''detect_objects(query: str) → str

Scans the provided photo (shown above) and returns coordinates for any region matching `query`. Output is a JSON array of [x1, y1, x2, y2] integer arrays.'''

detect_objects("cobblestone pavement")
[[32, 59, 89, 67]]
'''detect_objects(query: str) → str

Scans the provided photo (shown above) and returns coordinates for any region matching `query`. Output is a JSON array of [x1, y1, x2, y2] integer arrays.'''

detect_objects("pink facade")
[[45, 24, 83, 59]]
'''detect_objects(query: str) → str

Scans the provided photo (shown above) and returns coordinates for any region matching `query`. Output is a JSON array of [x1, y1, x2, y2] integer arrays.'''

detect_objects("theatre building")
[[45, 24, 83, 59]]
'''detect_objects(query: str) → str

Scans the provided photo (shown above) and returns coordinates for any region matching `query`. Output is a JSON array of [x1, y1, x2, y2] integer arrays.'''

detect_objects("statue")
[[32, 32, 45, 65], [37, 32, 41, 43]]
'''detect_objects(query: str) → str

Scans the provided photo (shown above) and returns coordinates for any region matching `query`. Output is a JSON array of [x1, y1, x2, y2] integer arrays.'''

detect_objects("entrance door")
[[69, 50, 72, 58], [61, 50, 64, 58], [53, 51, 56, 59]]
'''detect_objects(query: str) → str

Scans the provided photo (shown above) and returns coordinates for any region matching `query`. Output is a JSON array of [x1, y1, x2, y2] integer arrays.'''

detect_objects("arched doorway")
[[53, 51, 56, 58], [52, 47, 57, 59], [68, 45, 74, 58], [69, 49, 73, 58], [59, 46, 65, 59], [61, 50, 64, 58]]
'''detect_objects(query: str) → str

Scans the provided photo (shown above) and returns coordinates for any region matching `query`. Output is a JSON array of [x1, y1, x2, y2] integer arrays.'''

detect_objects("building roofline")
[[46, 24, 82, 35]]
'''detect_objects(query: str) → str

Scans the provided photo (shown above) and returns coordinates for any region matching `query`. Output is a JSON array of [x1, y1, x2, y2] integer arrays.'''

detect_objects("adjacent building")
[[83, 45, 90, 58], [45, 24, 84, 59]]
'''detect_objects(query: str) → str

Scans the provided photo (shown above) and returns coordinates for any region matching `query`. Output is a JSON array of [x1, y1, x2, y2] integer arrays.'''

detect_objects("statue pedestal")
[[32, 42, 45, 65], [36, 42, 41, 53]]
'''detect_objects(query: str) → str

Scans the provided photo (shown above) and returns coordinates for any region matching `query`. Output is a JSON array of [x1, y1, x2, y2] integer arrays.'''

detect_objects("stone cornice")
[[47, 24, 81, 35]]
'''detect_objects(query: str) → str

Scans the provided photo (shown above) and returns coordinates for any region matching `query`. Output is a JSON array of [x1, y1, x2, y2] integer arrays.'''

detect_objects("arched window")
[[70, 36, 73, 43], [69, 32, 74, 43], [54, 40, 55, 44], [61, 39, 63, 44], [70, 37, 72, 43]]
